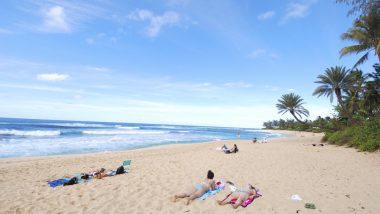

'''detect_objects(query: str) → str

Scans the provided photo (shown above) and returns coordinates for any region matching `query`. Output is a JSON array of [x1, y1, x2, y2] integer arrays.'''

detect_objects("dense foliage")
[[264, 1, 380, 151]]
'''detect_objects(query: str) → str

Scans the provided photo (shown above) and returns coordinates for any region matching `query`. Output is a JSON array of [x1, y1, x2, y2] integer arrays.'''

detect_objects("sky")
[[0, 0, 378, 128]]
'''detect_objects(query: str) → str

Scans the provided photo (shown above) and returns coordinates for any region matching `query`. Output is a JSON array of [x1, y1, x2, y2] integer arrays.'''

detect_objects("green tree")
[[362, 64, 380, 116], [343, 69, 368, 117], [336, 0, 379, 16], [276, 93, 310, 123], [340, 7, 380, 67], [313, 66, 352, 108]]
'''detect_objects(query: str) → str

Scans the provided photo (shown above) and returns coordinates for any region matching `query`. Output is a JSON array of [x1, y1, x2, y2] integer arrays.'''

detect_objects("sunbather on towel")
[[217, 184, 257, 209], [89, 168, 109, 179], [173, 170, 216, 205]]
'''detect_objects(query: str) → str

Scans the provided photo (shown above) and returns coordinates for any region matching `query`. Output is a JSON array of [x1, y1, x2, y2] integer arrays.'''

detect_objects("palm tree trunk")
[[335, 88, 344, 107], [290, 111, 303, 123], [335, 88, 354, 122]]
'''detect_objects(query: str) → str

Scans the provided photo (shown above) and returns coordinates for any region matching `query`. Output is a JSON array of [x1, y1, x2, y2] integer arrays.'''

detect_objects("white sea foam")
[[0, 129, 60, 137], [46, 123, 111, 128], [245, 129, 262, 132], [115, 125, 140, 130], [145, 125, 177, 129], [82, 130, 167, 135]]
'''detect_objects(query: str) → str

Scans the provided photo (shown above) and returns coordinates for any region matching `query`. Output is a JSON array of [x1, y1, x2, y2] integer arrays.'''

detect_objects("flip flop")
[[305, 203, 316, 209]]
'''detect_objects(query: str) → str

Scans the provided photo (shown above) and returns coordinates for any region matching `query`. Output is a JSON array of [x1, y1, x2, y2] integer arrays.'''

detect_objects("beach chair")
[[123, 160, 132, 171]]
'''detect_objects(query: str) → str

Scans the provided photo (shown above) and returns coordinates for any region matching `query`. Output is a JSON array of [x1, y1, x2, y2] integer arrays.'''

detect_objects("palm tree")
[[336, 0, 379, 16], [343, 69, 368, 116], [340, 7, 380, 67], [276, 93, 310, 123], [362, 64, 380, 116], [313, 66, 352, 107]]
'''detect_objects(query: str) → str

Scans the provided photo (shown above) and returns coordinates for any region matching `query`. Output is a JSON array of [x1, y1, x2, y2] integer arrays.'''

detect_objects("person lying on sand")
[[221, 144, 229, 152], [90, 168, 108, 179], [217, 184, 257, 209], [173, 170, 216, 205]]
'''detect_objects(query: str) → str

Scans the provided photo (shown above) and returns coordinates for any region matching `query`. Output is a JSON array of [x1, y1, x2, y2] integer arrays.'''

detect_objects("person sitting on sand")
[[217, 184, 257, 209], [224, 144, 238, 154], [230, 144, 238, 153], [252, 138, 257, 143], [173, 170, 216, 205], [262, 137, 268, 143]]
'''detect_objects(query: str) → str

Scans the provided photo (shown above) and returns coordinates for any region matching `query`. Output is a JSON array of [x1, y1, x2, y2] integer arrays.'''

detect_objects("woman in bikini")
[[173, 170, 216, 205], [217, 184, 257, 209]]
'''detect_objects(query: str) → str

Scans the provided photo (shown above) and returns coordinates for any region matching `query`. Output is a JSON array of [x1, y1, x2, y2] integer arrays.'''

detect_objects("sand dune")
[[0, 131, 379, 213]]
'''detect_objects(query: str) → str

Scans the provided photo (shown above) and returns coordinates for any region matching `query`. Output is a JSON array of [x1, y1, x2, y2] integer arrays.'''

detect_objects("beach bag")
[[116, 165, 125, 174], [63, 177, 78, 186]]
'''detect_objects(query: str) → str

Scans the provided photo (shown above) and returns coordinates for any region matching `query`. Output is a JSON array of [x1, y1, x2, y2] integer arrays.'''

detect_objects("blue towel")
[[48, 178, 70, 188], [197, 185, 224, 200]]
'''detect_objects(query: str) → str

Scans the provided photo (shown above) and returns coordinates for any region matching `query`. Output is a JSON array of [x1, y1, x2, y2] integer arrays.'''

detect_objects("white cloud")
[[0, 83, 102, 96], [85, 38, 95, 44], [36, 73, 69, 81], [85, 33, 117, 45], [287, 88, 295, 92], [257, 11, 275, 20], [224, 82, 253, 88], [248, 49, 267, 59], [281, 1, 317, 23], [28, 1, 105, 33], [85, 66, 110, 72], [73, 95, 82, 100], [41, 6, 70, 32], [128, 9, 180, 37]]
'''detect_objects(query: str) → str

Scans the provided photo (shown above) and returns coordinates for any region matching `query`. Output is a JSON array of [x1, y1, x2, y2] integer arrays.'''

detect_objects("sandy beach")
[[1, 131, 380, 214]]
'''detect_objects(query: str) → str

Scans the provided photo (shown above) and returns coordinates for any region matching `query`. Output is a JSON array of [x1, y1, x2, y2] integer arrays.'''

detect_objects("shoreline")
[[0, 129, 285, 160], [1, 131, 379, 213]]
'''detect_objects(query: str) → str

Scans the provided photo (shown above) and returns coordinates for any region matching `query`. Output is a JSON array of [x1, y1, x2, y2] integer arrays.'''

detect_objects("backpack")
[[63, 177, 78, 186], [115, 165, 125, 174]]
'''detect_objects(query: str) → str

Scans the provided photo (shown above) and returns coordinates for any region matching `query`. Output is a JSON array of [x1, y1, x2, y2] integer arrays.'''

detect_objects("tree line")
[[264, 0, 380, 151]]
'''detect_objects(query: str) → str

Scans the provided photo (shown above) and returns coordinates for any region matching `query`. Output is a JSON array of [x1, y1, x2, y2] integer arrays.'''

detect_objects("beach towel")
[[48, 178, 70, 188], [197, 182, 225, 200], [230, 191, 262, 208]]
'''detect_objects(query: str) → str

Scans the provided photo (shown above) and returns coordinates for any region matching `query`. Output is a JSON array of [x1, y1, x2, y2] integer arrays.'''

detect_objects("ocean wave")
[[82, 130, 168, 135], [115, 125, 140, 130], [244, 129, 261, 132], [0, 129, 61, 137], [46, 123, 111, 128]]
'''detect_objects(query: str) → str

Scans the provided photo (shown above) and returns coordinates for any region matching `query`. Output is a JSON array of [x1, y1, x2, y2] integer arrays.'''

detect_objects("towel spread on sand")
[[230, 192, 262, 208], [197, 183, 225, 200], [48, 164, 129, 188], [48, 178, 70, 188]]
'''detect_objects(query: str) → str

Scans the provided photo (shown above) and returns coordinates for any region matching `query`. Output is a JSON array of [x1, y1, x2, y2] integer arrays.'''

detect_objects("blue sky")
[[0, 0, 378, 127]]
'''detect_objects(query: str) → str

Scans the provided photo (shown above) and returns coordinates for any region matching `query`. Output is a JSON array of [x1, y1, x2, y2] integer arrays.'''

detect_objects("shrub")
[[327, 128, 354, 146], [321, 132, 332, 142], [351, 117, 380, 151]]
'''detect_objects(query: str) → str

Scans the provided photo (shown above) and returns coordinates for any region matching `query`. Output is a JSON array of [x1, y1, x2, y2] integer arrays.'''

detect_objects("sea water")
[[0, 118, 281, 158]]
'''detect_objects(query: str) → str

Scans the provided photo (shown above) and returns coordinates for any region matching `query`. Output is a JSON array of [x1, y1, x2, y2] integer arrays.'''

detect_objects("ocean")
[[0, 118, 281, 158]]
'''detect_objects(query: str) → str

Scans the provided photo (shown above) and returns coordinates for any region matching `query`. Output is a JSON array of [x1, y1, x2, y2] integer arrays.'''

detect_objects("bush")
[[351, 117, 380, 151], [321, 132, 332, 142], [327, 128, 354, 145], [326, 117, 380, 151]]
